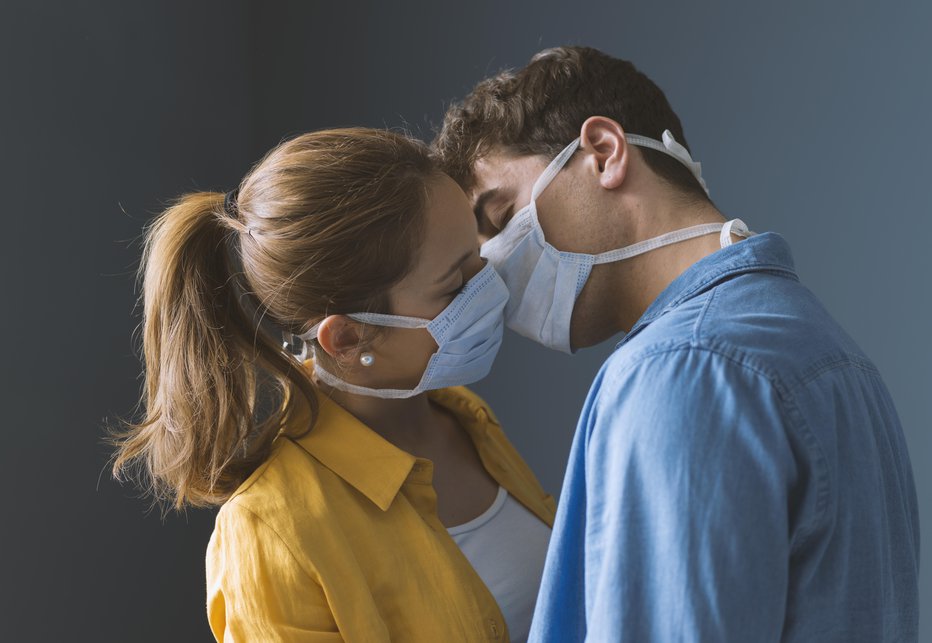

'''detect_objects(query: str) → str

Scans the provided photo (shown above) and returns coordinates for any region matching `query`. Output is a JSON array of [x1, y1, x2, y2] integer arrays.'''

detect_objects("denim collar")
[[620, 231, 799, 347]]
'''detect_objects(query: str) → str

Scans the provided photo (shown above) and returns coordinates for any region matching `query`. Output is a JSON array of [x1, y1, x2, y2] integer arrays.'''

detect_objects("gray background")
[[2, 1, 927, 640]]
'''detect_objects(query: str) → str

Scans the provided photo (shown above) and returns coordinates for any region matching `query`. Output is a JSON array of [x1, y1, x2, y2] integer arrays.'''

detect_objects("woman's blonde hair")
[[110, 128, 436, 510]]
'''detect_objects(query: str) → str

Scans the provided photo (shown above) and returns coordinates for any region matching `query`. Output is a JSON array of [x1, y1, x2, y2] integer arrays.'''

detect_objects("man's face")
[[470, 150, 547, 244], [470, 147, 602, 253], [468, 145, 625, 351], [469, 146, 617, 254]]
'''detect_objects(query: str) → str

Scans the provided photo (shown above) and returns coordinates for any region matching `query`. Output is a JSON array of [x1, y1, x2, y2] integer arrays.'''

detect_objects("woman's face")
[[347, 172, 486, 390]]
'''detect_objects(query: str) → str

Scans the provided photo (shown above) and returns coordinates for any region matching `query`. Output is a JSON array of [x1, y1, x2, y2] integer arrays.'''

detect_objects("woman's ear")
[[579, 116, 629, 190], [314, 315, 365, 364]]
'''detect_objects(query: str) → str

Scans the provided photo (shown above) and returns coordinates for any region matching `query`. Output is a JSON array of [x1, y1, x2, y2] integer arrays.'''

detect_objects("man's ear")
[[315, 315, 365, 364], [579, 116, 629, 190]]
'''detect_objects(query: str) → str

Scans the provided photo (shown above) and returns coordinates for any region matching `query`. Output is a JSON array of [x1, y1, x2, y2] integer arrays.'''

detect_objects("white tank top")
[[448, 487, 552, 643]]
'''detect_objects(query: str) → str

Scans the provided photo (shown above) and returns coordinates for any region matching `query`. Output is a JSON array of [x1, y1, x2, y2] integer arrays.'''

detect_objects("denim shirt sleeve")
[[583, 345, 799, 642]]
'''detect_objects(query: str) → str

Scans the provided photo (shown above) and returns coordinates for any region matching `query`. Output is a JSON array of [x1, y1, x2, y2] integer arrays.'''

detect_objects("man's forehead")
[[468, 151, 508, 200], [468, 149, 547, 204]]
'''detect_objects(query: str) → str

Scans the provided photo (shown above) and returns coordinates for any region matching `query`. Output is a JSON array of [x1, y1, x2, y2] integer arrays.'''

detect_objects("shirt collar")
[[285, 378, 498, 512], [621, 231, 799, 346]]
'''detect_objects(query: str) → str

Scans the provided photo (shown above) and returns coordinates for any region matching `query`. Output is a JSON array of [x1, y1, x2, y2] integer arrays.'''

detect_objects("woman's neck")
[[316, 380, 436, 452]]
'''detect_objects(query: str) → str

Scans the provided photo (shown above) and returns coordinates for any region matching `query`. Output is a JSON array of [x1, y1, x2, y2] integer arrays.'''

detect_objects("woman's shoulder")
[[434, 385, 556, 520], [206, 441, 330, 590], [431, 385, 503, 427], [217, 436, 333, 530]]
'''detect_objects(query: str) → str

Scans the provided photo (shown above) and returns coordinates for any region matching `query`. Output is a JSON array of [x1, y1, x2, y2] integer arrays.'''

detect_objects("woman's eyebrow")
[[434, 249, 474, 285]]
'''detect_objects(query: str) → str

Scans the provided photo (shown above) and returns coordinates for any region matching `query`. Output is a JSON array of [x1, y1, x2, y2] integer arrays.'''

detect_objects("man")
[[433, 46, 919, 642]]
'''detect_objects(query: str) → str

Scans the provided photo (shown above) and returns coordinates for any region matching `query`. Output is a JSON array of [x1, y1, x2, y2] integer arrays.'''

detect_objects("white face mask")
[[295, 262, 509, 399], [480, 129, 751, 354]]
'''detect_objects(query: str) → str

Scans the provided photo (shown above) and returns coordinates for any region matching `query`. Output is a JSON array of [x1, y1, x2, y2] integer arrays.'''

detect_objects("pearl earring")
[[360, 353, 375, 367]]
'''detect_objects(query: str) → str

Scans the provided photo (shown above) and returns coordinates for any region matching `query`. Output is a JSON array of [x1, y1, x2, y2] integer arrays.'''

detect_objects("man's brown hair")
[[433, 46, 709, 202]]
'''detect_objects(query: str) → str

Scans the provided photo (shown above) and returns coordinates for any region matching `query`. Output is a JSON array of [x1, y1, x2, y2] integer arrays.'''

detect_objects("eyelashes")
[[476, 212, 499, 238], [448, 282, 466, 298], [477, 204, 514, 241], [490, 205, 514, 232]]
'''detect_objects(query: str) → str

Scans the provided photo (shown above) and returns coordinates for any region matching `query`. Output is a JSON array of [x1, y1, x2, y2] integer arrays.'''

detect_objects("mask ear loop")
[[535, 130, 708, 201], [719, 219, 752, 247], [345, 312, 431, 329], [531, 138, 582, 202], [624, 129, 709, 196], [290, 312, 433, 365]]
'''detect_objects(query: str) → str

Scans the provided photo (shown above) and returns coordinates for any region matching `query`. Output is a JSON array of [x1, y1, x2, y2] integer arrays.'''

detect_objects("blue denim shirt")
[[528, 232, 919, 642]]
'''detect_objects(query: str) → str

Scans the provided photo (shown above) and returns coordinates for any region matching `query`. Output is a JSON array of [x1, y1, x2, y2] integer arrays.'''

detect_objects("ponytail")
[[111, 128, 437, 511], [109, 192, 317, 510]]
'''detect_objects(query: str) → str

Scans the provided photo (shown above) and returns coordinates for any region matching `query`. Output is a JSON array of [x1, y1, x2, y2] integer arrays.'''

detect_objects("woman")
[[110, 128, 555, 642]]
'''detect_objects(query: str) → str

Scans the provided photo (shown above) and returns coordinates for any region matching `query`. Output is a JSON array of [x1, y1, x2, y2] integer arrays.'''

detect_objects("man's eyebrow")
[[434, 248, 474, 286], [472, 188, 500, 224]]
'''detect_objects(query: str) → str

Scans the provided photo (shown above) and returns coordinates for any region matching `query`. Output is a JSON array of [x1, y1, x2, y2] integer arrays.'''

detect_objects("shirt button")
[[489, 618, 501, 639]]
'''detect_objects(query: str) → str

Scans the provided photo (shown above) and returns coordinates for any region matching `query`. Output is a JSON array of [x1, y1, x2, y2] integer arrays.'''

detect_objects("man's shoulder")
[[612, 271, 872, 392], [581, 339, 791, 483], [595, 334, 776, 410]]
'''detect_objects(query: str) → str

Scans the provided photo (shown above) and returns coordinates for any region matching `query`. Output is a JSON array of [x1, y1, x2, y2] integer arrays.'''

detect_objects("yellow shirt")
[[206, 384, 556, 642]]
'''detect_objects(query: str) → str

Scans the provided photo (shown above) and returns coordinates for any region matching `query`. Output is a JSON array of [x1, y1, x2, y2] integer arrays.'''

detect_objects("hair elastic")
[[223, 189, 239, 216], [222, 188, 258, 238]]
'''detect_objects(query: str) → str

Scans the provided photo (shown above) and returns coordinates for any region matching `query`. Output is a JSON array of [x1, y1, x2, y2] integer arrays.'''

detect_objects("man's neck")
[[573, 201, 732, 348], [620, 220, 731, 327]]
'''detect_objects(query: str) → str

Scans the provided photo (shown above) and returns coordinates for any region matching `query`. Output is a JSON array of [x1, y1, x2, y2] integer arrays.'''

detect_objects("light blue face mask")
[[480, 129, 751, 354], [295, 262, 509, 399]]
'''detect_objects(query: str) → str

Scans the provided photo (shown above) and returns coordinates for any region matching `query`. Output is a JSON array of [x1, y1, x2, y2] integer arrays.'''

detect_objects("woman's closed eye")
[[447, 281, 466, 299]]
